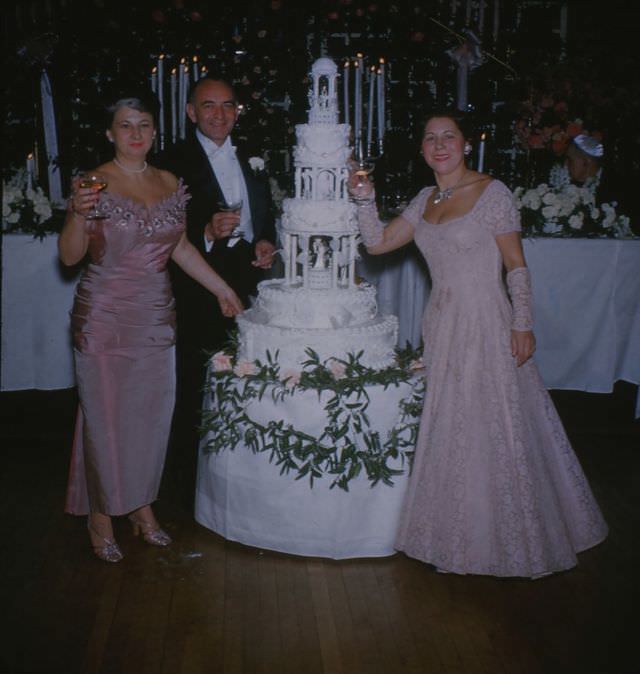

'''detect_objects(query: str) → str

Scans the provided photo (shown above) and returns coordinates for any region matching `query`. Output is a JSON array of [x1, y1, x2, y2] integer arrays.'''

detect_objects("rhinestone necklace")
[[433, 173, 491, 205]]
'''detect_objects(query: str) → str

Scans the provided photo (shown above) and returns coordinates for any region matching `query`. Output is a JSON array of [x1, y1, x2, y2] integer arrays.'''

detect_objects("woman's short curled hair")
[[104, 89, 160, 128]]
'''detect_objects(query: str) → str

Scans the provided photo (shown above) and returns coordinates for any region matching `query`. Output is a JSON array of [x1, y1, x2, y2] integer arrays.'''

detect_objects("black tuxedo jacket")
[[156, 134, 277, 353]]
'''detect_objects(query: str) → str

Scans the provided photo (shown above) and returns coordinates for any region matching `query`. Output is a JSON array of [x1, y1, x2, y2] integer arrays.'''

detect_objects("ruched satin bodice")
[[71, 183, 188, 354]]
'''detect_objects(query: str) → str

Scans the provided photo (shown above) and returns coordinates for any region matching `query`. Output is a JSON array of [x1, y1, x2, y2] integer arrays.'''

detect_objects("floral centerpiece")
[[201, 344, 425, 491], [514, 182, 634, 239], [2, 169, 64, 239]]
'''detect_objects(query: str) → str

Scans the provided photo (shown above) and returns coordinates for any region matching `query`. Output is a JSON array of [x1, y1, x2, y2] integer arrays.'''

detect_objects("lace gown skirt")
[[394, 181, 607, 577]]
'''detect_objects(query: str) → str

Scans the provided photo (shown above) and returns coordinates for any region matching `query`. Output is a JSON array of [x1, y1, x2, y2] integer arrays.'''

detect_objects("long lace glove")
[[355, 198, 384, 248], [506, 267, 533, 331]]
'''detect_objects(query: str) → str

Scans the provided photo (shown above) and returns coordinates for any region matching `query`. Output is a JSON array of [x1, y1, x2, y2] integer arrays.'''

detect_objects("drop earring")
[[464, 143, 472, 156]]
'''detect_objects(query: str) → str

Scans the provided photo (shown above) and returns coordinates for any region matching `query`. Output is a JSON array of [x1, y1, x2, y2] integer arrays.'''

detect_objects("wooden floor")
[[1, 384, 638, 674]]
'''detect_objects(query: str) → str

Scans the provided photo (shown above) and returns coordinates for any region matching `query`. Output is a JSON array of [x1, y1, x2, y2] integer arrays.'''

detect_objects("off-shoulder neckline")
[[422, 178, 498, 226], [101, 178, 187, 213]]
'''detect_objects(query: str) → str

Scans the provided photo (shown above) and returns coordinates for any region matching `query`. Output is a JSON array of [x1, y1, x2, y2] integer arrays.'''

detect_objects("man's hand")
[[205, 211, 241, 241], [252, 240, 277, 268]]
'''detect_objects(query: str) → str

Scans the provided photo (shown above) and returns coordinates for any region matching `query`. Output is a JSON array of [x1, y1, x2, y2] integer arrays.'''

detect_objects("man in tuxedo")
[[158, 77, 277, 507]]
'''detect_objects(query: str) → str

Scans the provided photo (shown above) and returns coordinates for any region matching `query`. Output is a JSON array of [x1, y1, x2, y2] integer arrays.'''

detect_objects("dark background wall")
[[2, 0, 638, 224]]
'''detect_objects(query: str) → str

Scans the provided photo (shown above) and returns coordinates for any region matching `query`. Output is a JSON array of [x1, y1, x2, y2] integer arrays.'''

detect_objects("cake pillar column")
[[349, 235, 356, 287], [290, 234, 297, 284], [332, 237, 338, 288], [302, 235, 309, 287]]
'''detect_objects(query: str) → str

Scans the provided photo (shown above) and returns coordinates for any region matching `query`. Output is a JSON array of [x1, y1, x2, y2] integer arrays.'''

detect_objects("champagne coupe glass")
[[354, 158, 375, 187], [217, 197, 244, 238], [78, 172, 108, 220], [351, 158, 376, 202]]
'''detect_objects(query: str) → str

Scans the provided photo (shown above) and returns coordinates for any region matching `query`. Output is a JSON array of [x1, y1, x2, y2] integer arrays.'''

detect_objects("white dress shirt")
[[196, 129, 253, 250]]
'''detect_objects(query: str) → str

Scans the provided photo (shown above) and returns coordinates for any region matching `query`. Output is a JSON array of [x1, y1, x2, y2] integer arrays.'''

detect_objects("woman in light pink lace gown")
[[59, 89, 242, 562], [350, 111, 607, 578]]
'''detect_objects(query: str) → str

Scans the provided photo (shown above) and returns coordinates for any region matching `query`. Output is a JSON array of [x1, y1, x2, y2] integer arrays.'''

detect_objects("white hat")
[[573, 134, 604, 158]]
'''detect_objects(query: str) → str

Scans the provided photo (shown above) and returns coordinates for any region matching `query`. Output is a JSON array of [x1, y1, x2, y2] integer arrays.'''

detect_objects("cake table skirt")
[[195, 382, 414, 559]]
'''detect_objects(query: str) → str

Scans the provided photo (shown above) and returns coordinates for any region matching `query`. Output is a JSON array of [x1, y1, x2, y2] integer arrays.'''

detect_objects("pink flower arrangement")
[[513, 79, 604, 157]]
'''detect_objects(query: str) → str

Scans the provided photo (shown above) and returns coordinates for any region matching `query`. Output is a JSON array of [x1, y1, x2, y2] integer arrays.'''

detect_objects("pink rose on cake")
[[211, 351, 233, 371], [327, 359, 347, 380], [234, 360, 258, 377], [280, 369, 301, 389]]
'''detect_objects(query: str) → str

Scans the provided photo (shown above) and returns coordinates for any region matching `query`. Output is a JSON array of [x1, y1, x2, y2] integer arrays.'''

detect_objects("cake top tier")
[[308, 58, 340, 126]]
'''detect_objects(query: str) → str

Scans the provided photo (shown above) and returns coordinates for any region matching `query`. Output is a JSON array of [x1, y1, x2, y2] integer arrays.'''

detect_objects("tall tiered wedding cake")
[[236, 57, 398, 369], [195, 59, 421, 560]]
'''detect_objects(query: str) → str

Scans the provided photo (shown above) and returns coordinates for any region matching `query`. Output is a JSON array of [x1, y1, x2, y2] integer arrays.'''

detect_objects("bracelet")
[[353, 196, 376, 207]]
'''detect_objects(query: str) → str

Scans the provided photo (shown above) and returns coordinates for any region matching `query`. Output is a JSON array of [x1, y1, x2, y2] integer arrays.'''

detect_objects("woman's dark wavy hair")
[[419, 108, 475, 140]]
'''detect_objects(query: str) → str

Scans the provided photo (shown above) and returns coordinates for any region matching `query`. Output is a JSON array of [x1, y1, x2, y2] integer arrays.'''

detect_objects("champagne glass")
[[217, 197, 244, 238], [354, 159, 375, 186], [79, 172, 108, 220], [350, 159, 376, 202]]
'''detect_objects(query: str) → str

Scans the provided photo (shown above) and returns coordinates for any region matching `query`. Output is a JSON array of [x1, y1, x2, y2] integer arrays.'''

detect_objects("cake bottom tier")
[[236, 313, 399, 369], [195, 380, 415, 559]]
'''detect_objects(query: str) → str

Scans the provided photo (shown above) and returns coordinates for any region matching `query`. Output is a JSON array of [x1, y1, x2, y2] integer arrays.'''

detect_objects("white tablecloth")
[[1, 233, 79, 391], [361, 238, 640, 416], [3, 233, 638, 416]]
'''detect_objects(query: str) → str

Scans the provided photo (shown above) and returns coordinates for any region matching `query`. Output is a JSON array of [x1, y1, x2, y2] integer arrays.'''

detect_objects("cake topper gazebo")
[[281, 57, 358, 291]]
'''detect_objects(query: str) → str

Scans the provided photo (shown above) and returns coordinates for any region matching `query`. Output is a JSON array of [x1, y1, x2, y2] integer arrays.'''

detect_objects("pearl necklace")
[[113, 158, 148, 174]]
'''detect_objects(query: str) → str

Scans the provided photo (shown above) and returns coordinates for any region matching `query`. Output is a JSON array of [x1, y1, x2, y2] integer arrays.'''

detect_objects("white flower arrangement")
[[2, 169, 58, 238], [514, 182, 633, 239]]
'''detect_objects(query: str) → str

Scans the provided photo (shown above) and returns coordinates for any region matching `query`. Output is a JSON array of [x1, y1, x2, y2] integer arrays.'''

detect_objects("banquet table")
[[1, 233, 79, 391], [3, 233, 639, 416], [361, 237, 640, 416]]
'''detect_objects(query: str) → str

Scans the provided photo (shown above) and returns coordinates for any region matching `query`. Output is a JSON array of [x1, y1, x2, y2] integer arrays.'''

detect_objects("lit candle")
[[157, 54, 165, 149], [559, 2, 567, 42], [170, 68, 177, 144], [192, 55, 199, 81], [39, 70, 62, 205], [493, 0, 500, 42], [200, 65, 208, 78], [353, 60, 361, 150], [26, 153, 35, 190], [377, 58, 385, 145], [343, 60, 350, 126], [151, 66, 158, 94], [366, 66, 376, 151], [478, 133, 486, 172], [178, 59, 186, 139], [181, 65, 190, 139]]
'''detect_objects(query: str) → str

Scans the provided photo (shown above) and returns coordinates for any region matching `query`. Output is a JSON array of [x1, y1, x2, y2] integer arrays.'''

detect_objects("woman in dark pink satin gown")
[[59, 89, 242, 562]]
